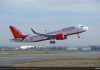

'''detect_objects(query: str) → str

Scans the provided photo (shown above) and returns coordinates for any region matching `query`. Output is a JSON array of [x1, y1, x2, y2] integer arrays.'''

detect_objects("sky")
[[0, 0, 100, 47]]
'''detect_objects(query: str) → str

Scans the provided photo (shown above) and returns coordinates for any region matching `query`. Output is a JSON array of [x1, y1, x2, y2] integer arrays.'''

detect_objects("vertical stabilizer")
[[9, 26, 27, 39]]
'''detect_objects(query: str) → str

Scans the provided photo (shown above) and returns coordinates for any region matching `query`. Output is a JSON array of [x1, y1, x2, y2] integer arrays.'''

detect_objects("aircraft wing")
[[31, 28, 55, 39]]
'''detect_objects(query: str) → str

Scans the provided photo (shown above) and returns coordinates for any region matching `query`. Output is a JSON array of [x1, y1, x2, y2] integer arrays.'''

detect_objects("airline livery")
[[9, 25, 88, 44]]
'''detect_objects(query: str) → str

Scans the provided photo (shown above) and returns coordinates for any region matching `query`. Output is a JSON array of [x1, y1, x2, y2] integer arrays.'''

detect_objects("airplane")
[[9, 25, 88, 44]]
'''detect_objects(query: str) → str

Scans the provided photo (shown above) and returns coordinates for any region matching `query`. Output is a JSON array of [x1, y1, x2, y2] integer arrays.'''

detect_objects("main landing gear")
[[50, 40, 55, 44]]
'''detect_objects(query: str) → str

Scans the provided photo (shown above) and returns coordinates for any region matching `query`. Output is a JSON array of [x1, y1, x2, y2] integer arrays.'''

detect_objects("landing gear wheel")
[[50, 41, 52, 44], [52, 41, 55, 44], [50, 41, 56, 44]]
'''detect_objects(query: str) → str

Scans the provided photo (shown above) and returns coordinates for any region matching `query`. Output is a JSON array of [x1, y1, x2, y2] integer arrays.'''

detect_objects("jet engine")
[[55, 34, 67, 40]]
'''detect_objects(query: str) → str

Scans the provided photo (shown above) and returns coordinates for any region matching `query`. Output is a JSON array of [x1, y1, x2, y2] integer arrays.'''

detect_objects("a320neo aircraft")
[[9, 25, 88, 44]]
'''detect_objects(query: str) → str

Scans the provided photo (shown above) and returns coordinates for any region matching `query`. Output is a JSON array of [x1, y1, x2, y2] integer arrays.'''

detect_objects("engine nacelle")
[[55, 34, 67, 40]]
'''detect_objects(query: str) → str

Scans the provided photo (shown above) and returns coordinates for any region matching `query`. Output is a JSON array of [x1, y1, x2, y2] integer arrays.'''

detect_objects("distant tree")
[[91, 45, 100, 50]]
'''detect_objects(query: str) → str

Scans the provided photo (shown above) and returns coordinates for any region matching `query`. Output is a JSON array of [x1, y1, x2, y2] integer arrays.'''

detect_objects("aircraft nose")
[[83, 27, 88, 31]]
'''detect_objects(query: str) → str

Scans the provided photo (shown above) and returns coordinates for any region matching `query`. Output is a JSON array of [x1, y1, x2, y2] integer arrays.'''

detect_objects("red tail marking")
[[9, 26, 28, 40]]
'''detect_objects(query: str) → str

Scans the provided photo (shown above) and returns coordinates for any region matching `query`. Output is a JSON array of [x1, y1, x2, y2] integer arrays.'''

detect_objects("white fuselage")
[[22, 25, 88, 42]]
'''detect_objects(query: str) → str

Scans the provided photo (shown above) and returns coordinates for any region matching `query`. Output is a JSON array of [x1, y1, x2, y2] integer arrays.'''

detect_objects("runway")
[[0, 51, 100, 66]]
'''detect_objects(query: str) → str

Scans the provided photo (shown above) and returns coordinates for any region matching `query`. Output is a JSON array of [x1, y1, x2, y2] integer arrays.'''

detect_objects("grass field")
[[0, 50, 67, 56], [0, 50, 100, 67], [15, 59, 100, 67]]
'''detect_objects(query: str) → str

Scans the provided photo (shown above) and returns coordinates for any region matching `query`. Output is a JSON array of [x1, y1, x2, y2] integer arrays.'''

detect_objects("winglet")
[[31, 28, 36, 33], [31, 28, 39, 34]]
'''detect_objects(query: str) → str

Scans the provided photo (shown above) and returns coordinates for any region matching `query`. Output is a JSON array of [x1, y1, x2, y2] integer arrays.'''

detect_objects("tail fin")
[[9, 26, 26, 39]]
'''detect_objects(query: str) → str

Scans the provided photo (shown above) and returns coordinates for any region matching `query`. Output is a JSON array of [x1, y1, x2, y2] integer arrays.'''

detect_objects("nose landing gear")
[[77, 34, 80, 38]]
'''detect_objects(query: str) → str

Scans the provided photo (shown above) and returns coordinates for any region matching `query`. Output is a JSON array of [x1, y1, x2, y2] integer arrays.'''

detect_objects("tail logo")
[[9, 26, 28, 40]]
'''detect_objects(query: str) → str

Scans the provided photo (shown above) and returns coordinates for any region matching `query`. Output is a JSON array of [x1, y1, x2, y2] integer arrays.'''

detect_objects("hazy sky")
[[0, 0, 100, 47]]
